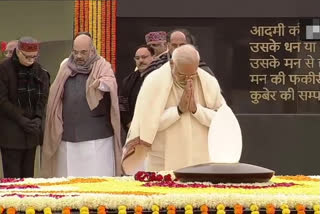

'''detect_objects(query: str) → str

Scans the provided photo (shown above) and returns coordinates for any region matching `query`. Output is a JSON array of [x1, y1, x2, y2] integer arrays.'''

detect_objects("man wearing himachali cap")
[[143, 29, 214, 77], [0, 37, 49, 178], [145, 31, 168, 59]]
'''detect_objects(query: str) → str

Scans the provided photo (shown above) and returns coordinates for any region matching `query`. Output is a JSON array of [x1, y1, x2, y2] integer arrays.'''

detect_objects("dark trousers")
[[0, 147, 36, 178]]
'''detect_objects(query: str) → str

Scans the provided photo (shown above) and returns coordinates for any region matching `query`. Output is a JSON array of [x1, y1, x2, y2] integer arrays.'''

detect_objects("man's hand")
[[188, 80, 197, 113], [31, 118, 42, 128], [18, 117, 40, 134], [178, 80, 192, 113]]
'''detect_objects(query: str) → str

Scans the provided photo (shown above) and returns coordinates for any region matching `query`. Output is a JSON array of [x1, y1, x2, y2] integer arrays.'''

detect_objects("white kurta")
[[122, 62, 224, 175], [55, 137, 115, 177], [146, 79, 217, 171]]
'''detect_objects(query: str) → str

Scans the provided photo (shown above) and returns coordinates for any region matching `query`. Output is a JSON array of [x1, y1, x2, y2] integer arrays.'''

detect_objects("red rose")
[[164, 174, 172, 181], [1, 41, 7, 52]]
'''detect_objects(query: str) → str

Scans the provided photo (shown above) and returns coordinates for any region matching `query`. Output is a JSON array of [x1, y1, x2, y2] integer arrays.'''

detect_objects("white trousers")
[[56, 137, 115, 177]]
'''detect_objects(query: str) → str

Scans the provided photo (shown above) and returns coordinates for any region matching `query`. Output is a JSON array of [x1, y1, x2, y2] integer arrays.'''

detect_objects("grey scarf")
[[67, 49, 100, 76]]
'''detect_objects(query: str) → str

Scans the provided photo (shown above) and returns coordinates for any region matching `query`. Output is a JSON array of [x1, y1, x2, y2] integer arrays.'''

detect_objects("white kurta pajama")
[[41, 57, 122, 178], [122, 62, 224, 174], [55, 79, 115, 177], [56, 137, 115, 177]]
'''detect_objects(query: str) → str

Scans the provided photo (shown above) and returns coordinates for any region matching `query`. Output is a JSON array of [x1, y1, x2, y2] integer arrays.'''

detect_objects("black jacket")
[[0, 56, 49, 149]]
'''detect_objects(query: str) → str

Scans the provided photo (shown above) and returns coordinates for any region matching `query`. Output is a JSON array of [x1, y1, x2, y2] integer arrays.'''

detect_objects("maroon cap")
[[145, 31, 167, 43], [18, 41, 40, 52]]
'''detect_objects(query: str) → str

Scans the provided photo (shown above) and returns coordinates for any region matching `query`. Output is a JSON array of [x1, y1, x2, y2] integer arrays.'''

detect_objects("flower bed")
[[0, 173, 319, 212]]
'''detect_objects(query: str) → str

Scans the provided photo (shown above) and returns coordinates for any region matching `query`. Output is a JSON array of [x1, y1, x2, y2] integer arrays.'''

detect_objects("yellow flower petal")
[[185, 205, 193, 211], [250, 205, 259, 211], [26, 207, 35, 214], [314, 205, 320, 211], [217, 210, 225, 214], [282, 209, 290, 214], [152, 205, 160, 212], [217, 204, 225, 210]]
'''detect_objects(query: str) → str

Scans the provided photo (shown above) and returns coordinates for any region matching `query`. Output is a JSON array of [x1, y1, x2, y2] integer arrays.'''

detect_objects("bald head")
[[73, 34, 93, 50], [172, 44, 200, 67], [171, 45, 200, 87], [72, 34, 94, 65], [4, 40, 18, 58], [168, 31, 187, 55]]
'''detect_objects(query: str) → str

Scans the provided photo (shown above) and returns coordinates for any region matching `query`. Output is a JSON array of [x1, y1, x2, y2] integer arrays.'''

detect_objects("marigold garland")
[[185, 205, 193, 214], [43, 207, 52, 214], [6, 208, 16, 214], [167, 205, 176, 214], [118, 206, 127, 214], [88, 0, 92, 34], [98, 206, 107, 214], [266, 204, 276, 214], [79, 0, 84, 32], [0, 206, 4, 214], [39, 178, 108, 186], [281, 205, 290, 214], [0, 175, 318, 211], [80, 207, 89, 214], [74, 0, 79, 37], [234, 204, 243, 214], [106, 0, 111, 62], [200, 205, 208, 214], [73, 0, 117, 70], [296, 204, 305, 214], [62, 207, 71, 214], [25, 207, 35, 214], [135, 206, 143, 214], [101, 0, 106, 57], [250, 204, 259, 214], [97, 0, 102, 55], [111, 0, 117, 71], [152, 205, 160, 214], [314, 205, 320, 212], [84, 0, 89, 32], [216, 204, 225, 214], [278, 176, 320, 182]]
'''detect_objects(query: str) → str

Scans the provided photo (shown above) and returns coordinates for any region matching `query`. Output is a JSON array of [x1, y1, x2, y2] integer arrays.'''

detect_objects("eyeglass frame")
[[18, 49, 39, 60]]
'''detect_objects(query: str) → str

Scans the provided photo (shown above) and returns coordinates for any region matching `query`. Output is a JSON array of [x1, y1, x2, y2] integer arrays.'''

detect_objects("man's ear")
[[170, 59, 174, 69]]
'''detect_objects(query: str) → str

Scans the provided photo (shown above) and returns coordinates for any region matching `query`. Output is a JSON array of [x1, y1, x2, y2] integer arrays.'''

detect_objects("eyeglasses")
[[176, 71, 198, 80], [134, 55, 151, 61], [19, 50, 39, 60], [72, 49, 89, 56]]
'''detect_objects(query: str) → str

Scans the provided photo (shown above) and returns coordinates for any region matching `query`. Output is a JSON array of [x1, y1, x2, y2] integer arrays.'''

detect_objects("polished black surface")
[[117, 18, 320, 114]]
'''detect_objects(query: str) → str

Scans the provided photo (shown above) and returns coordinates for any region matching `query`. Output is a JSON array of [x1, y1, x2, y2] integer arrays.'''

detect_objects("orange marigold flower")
[[296, 205, 305, 212], [62, 207, 71, 214], [277, 175, 320, 182], [0, 206, 5, 214], [167, 206, 176, 214], [200, 205, 208, 213], [266, 204, 276, 214], [98, 206, 107, 214], [7, 208, 16, 214], [167, 206, 176, 211], [135, 206, 143, 213], [234, 205, 243, 214]]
